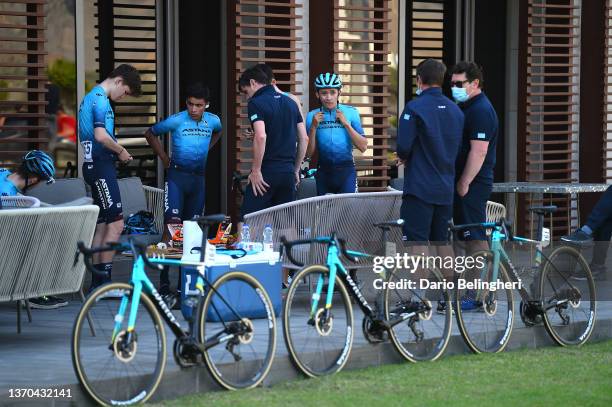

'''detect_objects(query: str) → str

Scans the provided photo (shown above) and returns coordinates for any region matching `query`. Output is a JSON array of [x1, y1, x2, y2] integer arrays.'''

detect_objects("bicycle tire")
[[72, 283, 166, 406], [540, 245, 596, 346], [283, 264, 354, 377], [198, 271, 277, 389], [384, 266, 452, 362], [453, 250, 514, 353]]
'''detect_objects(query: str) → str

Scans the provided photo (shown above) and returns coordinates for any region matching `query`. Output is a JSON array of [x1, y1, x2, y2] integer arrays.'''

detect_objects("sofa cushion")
[[117, 177, 148, 220], [27, 178, 88, 204]]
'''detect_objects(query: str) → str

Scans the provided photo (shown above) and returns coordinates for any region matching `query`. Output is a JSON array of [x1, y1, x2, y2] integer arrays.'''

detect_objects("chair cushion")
[[26, 178, 88, 204], [117, 177, 148, 220]]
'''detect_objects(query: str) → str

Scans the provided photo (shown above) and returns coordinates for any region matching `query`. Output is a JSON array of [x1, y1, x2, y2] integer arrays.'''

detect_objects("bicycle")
[[72, 214, 277, 406], [280, 221, 452, 377], [449, 205, 596, 353]]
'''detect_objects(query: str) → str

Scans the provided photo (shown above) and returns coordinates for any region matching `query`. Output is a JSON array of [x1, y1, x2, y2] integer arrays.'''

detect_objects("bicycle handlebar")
[[76, 239, 164, 278], [279, 234, 361, 266]]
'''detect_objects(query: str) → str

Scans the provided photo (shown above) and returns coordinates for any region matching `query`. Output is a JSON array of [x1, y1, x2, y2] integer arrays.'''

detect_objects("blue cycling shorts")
[[315, 165, 357, 195], [82, 160, 123, 224], [164, 167, 206, 223]]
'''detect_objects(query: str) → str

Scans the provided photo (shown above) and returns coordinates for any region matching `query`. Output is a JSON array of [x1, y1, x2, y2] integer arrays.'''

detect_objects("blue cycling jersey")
[[78, 85, 116, 162], [151, 110, 222, 174], [0, 169, 20, 196], [305, 104, 365, 167]]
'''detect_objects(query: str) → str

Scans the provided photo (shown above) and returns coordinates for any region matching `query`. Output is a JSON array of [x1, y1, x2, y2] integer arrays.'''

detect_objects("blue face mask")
[[415, 88, 423, 96], [452, 86, 469, 103]]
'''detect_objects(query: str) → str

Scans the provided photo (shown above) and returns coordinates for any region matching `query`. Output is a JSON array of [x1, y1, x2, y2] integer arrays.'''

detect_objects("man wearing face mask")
[[397, 59, 464, 243], [450, 62, 499, 252]]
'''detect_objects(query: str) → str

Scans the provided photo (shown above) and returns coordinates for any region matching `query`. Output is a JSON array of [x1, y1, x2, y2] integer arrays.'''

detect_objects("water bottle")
[[263, 224, 274, 253], [241, 224, 251, 250]]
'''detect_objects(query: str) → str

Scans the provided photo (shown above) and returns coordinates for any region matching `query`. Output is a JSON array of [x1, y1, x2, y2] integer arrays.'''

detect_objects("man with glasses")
[[450, 62, 499, 254]]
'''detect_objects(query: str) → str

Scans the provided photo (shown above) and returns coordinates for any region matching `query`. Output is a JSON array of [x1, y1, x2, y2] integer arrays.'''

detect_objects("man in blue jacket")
[[396, 59, 464, 243]]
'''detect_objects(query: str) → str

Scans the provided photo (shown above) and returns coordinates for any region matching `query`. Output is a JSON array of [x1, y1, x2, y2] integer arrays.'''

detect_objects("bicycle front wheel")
[[72, 283, 166, 406], [384, 266, 452, 362], [283, 264, 354, 377], [198, 271, 276, 390], [540, 246, 596, 346], [454, 250, 514, 353]]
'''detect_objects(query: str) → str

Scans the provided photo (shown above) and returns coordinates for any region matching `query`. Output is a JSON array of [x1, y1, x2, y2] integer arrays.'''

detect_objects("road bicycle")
[[449, 205, 596, 353], [280, 220, 452, 377], [72, 214, 277, 406]]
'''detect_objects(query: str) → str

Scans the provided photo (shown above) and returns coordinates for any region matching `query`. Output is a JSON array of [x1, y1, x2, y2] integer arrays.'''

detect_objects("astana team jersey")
[[78, 85, 116, 162], [305, 104, 365, 167], [151, 110, 222, 174]]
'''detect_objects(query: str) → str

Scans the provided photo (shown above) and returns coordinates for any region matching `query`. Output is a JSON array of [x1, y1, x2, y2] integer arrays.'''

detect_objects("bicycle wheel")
[[72, 283, 166, 406], [540, 246, 596, 346], [283, 264, 354, 377], [384, 266, 452, 362], [453, 250, 514, 353], [198, 271, 276, 389]]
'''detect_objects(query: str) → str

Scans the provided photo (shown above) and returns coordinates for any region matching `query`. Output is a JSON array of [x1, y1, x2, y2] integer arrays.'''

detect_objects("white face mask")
[[452, 86, 469, 103], [415, 88, 423, 96]]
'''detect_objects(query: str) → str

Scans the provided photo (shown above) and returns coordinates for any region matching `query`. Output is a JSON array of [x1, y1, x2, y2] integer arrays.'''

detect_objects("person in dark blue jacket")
[[396, 59, 464, 243]]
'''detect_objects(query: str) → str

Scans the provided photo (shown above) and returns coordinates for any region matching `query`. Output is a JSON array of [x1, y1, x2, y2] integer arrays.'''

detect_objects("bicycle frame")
[[306, 237, 428, 330], [109, 253, 251, 351]]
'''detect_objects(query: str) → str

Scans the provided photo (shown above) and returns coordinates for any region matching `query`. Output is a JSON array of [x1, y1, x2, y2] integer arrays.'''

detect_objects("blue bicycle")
[[449, 206, 596, 353], [72, 215, 277, 406], [280, 222, 452, 377]]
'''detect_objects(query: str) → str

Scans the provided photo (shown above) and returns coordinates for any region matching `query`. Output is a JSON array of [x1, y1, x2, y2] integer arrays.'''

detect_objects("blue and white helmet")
[[22, 150, 55, 184], [314, 72, 342, 89]]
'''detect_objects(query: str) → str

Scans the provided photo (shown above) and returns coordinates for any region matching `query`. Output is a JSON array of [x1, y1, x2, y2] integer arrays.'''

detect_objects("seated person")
[[562, 185, 612, 280], [0, 150, 68, 308]]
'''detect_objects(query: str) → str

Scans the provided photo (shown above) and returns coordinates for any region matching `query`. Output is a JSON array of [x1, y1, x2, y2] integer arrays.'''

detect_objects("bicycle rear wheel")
[[540, 246, 596, 346], [72, 283, 166, 406], [454, 250, 514, 353], [283, 265, 354, 377], [198, 271, 276, 389], [384, 266, 452, 362]]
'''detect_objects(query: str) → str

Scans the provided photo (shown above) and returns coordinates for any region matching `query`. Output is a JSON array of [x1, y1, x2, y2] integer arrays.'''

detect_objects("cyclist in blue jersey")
[[78, 64, 142, 291], [145, 83, 222, 302], [305, 73, 367, 195], [145, 83, 222, 225], [0, 151, 67, 308], [0, 151, 54, 197]]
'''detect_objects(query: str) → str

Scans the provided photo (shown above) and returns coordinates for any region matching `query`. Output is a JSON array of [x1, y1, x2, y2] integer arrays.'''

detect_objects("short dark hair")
[[254, 63, 274, 82], [185, 83, 210, 101], [450, 61, 484, 88], [108, 64, 142, 97], [416, 59, 446, 87], [239, 65, 270, 89]]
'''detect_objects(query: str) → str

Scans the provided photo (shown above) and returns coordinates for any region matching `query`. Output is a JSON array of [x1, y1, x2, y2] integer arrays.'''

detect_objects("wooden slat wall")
[[0, 0, 48, 167], [94, 0, 158, 186], [334, 0, 390, 191], [605, 0, 612, 181], [409, 1, 445, 97], [233, 0, 303, 177], [524, 0, 581, 235]]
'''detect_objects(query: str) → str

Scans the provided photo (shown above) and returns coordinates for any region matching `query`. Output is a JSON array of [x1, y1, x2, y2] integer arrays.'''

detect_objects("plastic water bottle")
[[263, 224, 274, 253], [241, 224, 251, 250]]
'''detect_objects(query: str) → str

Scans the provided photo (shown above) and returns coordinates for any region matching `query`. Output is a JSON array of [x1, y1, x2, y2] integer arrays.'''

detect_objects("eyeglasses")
[[451, 80, 469, 88]]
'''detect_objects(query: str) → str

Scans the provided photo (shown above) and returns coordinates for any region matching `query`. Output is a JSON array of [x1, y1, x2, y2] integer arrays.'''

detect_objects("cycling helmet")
[[22, 150, 55, 184], [314, 72, 342, 89]]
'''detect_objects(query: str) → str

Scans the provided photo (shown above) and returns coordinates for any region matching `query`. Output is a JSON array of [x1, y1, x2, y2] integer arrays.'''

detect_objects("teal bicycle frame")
[[308, 237, 373, 319]]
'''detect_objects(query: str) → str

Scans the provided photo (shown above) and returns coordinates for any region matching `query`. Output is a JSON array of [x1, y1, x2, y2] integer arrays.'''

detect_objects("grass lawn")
[[156, 340, 612, 407]]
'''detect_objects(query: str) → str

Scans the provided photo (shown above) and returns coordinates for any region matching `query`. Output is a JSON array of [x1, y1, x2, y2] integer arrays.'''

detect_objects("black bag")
[[123, 210, 158, 235]]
